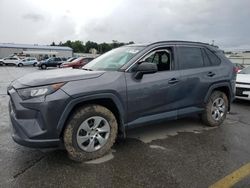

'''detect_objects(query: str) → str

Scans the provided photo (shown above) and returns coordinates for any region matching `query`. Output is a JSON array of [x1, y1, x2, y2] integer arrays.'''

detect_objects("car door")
[[48, 58, 56, 67], [4, 58, 11, 64], [176, 45, 221, 116], [55, 58, 62, 66], [125, 46, 182, 126], [11, 57, 19, 65]]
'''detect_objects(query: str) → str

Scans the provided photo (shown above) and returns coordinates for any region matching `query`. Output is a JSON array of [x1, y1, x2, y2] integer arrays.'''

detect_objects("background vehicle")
[[236, 66, 250, 100], [66, 57, 77, 62], [8, 41, 235, 161], [0, 56, 21, 66], [233, 63, 245, 73], [61, 57, 94, 68], [18, 57, 38, 67], [37, 57, 64, 69]]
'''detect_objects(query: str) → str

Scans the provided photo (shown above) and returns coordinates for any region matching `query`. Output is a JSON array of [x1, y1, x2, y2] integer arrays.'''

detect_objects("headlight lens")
[[17, 83, 65, 100]]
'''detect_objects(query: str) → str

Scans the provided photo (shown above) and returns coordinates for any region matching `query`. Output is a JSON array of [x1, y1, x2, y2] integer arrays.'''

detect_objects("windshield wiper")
[[82, 68, 93, 71]]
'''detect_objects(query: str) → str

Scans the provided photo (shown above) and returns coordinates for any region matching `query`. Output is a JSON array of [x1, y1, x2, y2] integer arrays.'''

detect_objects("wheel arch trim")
[[56, 93, 126, 138], [204, 82, 234, 110]]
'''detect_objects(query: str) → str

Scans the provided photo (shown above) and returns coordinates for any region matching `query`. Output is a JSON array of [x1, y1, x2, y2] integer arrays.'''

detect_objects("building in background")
[[0, 43, 73, 60]]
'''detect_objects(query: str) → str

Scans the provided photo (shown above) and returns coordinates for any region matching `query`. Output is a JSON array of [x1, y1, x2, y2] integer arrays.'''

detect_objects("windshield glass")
[[72, 57, 83, 63], [83, 46, 143, 71], [239, 66, 250, 74]]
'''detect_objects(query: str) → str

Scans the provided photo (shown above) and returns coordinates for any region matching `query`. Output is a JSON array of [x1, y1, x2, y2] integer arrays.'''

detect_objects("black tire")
[[0, 61, 4, 66], [33, 63, 37, 67], [201, 91, 228, 127], [64, 105, 118, 162], [41, 64, 47, 69], [17, 63, 23, 67]]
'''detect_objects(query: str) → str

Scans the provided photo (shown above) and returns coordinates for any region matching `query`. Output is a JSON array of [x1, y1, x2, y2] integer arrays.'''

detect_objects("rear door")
[[11, 57, 19, 65], [176, 46, 221, 116]]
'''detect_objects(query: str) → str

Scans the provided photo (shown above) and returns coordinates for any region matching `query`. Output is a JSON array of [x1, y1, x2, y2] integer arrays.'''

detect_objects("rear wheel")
[[63, 105, 118, 162], [33, 63, 37, 67], [17, 63, 23, 67], [201, 91, 228, 127], [41, 64, 47, 69]]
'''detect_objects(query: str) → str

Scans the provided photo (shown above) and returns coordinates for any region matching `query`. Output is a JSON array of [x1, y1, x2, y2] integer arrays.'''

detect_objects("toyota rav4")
[[8, 41, 236, 161]]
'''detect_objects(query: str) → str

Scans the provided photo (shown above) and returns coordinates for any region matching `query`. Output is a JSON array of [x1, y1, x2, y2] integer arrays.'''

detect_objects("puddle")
[[149, 145, 166, 150], [85, 150, 115, 164], [127, 119, 216, 143]]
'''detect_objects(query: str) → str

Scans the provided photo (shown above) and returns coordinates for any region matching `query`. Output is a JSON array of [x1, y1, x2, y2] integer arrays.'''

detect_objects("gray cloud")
[[80, 0, 250, 49], [22, 13, 44, 22], [0, 0, 250, 50]]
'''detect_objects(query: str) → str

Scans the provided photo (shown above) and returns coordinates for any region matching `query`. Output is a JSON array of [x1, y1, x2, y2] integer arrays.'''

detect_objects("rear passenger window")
[[178, 47, 204, 69], [204, 48, 220, 66]]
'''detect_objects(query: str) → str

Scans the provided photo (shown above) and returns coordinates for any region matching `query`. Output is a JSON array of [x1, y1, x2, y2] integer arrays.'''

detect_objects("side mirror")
[[134, 62, 158, 79]]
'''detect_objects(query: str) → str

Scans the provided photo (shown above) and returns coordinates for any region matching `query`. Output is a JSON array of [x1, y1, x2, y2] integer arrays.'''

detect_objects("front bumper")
[[8, 87, 70, 148], [235, 83, 250, 101]]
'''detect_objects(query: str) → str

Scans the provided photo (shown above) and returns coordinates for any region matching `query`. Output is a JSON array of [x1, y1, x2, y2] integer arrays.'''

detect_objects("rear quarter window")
[[204, 48, 221, 66]]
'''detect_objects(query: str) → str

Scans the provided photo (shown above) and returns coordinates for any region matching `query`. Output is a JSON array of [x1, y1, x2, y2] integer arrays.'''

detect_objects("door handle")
[[207, 72, 215, 77], [168, 78, 179, 84]]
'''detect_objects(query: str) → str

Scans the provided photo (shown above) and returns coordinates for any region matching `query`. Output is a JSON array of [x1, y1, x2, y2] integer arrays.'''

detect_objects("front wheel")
[[63, 105, 118, 162], [17, 63, 23, 67], [201, 91, 228, 127]]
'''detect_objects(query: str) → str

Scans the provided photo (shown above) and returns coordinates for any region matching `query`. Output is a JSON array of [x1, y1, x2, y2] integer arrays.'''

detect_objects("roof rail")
[[148, 40, 210, 46]]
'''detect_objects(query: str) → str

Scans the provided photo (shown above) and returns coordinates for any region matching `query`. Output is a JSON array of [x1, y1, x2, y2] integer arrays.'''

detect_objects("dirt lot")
[[0, 66, 250, 188]]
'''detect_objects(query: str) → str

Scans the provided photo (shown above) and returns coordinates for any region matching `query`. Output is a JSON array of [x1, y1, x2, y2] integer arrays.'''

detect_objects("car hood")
[[237, 73, 250, 84], [11, 68, 105, 89]]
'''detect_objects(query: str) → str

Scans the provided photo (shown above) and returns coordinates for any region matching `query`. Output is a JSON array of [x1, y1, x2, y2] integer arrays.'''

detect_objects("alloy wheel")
[[76, 116, 110, 152], [211, 97, 225, 121]]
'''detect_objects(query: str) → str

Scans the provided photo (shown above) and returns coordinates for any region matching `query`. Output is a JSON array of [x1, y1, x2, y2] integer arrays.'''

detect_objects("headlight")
[[17, 83, 65, 100]]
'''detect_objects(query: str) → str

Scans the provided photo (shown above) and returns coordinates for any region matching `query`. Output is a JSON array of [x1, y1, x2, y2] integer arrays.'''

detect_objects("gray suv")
[[8, 41, 236, 161]]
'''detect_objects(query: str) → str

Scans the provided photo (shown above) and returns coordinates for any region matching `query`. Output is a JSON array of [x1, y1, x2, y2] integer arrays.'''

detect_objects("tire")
[[0, 61, 4, 66], [17, 63, 23, 67], [64, 105, 118, 162], [201, 91, 228, 127], [33, 63, 37, 67], [41, 64, 47, 69]]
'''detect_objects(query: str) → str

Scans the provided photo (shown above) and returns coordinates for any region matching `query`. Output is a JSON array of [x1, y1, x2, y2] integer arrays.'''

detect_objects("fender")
[[56, 93, 126, 137], [204, 81, 234, 109]]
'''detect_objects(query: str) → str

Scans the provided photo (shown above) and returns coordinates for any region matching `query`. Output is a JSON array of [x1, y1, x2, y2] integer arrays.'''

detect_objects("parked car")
[[66, 57, 77, 62], [0, 56, 22, 66], [61, 57, 94, 68], [236, 66, 250, 100], [60, 57, 77, 65], [8, 41, 236, 161], [37, 57, 64, 69], [233, 63, 245, 73], [18, 57, 38, 67]]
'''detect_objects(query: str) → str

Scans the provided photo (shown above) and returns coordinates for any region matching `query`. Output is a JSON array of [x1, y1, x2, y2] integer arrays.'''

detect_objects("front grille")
[[236, 87, 250, 97]]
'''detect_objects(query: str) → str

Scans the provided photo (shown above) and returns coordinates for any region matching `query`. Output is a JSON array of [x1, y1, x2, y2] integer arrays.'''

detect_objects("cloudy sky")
[[0, 0, 249, 50]]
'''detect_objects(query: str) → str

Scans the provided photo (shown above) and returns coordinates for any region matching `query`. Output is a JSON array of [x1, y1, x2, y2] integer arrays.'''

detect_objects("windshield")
[[239, 66, 250, 74], [72, 57, 84, 63], [83, 46, 143, 71]]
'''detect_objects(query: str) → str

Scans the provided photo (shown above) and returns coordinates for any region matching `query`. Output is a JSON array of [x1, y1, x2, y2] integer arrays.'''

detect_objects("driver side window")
[[143, 49, 171, 71]]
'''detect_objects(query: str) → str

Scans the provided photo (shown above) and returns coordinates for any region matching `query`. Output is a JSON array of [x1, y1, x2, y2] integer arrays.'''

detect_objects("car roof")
[[127, 41, 219, 51]]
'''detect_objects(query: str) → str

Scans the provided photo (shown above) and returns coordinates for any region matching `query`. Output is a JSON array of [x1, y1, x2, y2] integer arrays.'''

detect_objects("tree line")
[[50, 40, 135, 54]]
